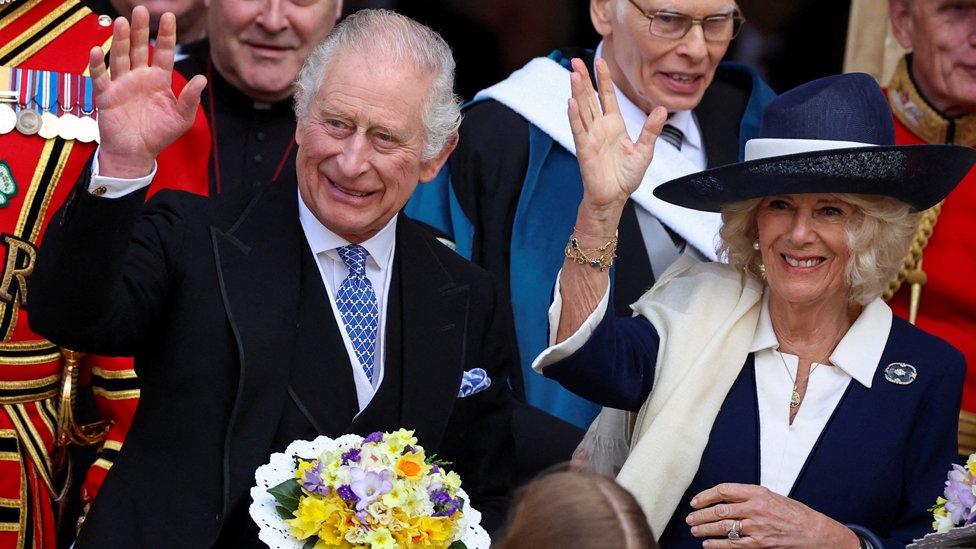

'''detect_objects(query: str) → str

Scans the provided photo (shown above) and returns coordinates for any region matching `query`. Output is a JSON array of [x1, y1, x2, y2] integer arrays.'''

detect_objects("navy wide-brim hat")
[[654, 73, 976, 212]]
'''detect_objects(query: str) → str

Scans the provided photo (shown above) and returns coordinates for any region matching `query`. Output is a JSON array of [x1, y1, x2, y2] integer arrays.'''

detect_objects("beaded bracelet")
[[564, 230, 619, 272]]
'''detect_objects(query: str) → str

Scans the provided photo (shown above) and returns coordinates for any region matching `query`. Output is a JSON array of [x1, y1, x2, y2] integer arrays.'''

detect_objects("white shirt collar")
[[297, 188, 398, 272], [593, 41, 702, 153], [749, 290, 892, 388]]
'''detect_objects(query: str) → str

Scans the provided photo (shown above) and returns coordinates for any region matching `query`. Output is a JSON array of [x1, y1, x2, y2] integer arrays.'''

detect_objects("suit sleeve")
[[541, 308, 661, 412], [29, 172, 189, 357]]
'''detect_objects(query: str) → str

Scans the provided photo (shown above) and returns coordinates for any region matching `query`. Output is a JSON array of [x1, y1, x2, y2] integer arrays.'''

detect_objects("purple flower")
[[349, 467, 393, 511], [429, 489, 451, 505], [944, 465, 976, 525], [431, 465, 441, 474], [337, 484, 359, 506], [301, 460, 329, 496], [429, 488, 460, 517], [364, 432, 384, 444], [341, 448, 361, 465]]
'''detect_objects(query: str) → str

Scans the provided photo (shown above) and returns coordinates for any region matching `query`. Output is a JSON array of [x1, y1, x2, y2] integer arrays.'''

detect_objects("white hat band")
[[744, 138, 878, 161]]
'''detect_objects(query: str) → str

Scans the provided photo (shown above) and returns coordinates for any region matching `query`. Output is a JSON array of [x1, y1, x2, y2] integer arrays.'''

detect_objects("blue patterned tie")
[[336, 245, 379, 382]]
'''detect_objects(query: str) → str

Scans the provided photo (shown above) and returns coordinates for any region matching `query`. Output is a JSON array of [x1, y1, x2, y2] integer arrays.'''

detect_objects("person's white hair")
[[614, 0, 740, 19], [293, 9, 462, 161], [718, 194, 919, 305]]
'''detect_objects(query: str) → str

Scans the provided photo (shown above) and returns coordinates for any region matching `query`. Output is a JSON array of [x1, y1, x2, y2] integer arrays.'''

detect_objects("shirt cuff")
[[89, 148, 157, 198], [530, 268, 610, 373]]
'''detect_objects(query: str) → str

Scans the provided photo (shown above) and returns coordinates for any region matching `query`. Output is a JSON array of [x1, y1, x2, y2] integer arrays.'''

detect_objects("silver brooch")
[[884, 362, 917, 385]]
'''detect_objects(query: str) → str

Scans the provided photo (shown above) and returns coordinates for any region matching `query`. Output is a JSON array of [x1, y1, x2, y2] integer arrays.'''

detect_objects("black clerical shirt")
[[176, 43, 298, 196]]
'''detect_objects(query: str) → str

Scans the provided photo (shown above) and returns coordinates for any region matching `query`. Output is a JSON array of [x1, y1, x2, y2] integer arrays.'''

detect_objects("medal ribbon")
[[17, 67, 30, 112], [82, 75, 93, 115], [0, 67, 13, 104], [41, 70, 57, 115], [60, 70, 71, 115]]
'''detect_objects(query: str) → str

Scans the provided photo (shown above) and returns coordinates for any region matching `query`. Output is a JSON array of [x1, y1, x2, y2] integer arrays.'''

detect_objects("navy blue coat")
[[543, 309, 964, 547]]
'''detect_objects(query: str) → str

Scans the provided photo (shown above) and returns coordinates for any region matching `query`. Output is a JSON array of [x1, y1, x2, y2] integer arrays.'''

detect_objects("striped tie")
[[659, 124, 684, 150]]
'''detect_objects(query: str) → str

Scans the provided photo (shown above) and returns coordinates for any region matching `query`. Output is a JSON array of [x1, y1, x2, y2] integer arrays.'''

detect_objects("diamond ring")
[[727, 519, 742, 541]]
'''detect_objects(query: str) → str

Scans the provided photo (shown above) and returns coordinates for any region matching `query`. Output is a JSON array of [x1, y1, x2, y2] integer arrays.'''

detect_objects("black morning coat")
[[29, 172, 516, 547]]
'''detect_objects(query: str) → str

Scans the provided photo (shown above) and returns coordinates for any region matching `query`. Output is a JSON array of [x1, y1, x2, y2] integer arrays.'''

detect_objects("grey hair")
[[718, 194, 919, 306], [293, 9, 462, 161]]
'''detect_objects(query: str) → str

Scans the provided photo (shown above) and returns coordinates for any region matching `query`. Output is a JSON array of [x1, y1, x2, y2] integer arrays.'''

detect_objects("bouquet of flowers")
[[249, 430, 490, 549], [930, 454, 976, 533], [908, 454, 976, 547]]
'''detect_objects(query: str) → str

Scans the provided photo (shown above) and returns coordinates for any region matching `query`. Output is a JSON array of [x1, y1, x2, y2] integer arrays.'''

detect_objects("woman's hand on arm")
[[555, 57, 666, 343], [686, 483, 861, 548]]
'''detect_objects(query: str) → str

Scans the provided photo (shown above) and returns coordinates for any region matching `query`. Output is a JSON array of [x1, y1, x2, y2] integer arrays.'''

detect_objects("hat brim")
[[653, 144, 976, 212]]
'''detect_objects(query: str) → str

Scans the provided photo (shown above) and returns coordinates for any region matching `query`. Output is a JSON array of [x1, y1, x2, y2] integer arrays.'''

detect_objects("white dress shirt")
[[89, 155, 397, 412], [535, 272, 892, 496], [297, 192, 396, 412], [594, 42, 708, 279]]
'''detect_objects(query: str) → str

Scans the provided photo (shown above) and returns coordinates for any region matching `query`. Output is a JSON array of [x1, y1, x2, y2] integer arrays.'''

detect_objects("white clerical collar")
[[593, 41, 702, 153], [297, 187, 398, 272], [749, 289, 892, 388]]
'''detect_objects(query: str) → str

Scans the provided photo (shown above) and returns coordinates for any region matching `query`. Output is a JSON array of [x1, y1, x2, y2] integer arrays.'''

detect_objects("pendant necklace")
[[777, 350, 821, 408]]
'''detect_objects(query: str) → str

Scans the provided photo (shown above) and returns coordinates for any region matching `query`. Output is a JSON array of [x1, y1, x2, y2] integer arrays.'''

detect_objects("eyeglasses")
[[627, 0, 745, 42]]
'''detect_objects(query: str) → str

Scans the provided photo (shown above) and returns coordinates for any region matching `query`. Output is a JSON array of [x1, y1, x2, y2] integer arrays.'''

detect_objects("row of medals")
[[0, 96, 99, 143]]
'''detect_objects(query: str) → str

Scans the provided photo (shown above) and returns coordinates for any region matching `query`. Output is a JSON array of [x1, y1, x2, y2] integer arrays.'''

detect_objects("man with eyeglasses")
[[405, 0, 774, 478]]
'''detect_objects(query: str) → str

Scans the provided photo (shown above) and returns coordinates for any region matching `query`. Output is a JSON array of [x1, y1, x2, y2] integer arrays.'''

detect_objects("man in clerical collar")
[[176, 0, 343, 195], [403, 0, 775, 480], [886, 0, 976, 457]]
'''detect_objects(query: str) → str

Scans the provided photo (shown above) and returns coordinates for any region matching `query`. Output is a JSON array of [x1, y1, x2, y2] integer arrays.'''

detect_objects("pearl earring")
[[753, 239, 760, 251]]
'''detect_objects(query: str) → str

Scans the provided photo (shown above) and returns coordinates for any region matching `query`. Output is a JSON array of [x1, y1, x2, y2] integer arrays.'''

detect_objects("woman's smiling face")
[[755, 193, 858, 307]]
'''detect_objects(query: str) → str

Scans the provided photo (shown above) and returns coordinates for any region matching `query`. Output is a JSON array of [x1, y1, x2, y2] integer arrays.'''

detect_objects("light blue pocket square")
[[458, 368, 491, 398]]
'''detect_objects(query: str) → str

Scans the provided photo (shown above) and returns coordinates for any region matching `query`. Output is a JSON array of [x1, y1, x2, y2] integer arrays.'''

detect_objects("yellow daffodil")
[[363, 527, 399, 549], [396, 451, 428, 481], [286, 496, 334, 540]]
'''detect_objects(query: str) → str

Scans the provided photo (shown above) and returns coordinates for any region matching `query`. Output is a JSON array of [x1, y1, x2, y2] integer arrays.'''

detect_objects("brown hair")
[[495, 469, 658, 549]]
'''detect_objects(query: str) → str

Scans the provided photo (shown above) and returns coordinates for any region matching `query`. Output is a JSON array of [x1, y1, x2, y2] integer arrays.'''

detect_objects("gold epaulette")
[[882, 202, 942, 325]]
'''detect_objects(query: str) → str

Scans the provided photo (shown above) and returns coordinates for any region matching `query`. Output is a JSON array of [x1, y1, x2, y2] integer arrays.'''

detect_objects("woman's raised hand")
[[568, 58, 667, 213], [91, 6, 207, 178]]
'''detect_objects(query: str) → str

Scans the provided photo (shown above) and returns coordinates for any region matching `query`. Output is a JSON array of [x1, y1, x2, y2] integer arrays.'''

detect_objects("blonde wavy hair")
[[718, 194, 919, 305]]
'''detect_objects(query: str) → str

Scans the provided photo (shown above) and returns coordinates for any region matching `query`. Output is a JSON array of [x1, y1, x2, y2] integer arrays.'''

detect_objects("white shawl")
[[577, 255, 763, 539]]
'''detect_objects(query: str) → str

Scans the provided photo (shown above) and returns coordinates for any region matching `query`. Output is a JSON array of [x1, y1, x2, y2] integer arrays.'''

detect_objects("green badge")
[[0, 161, 17, 208]]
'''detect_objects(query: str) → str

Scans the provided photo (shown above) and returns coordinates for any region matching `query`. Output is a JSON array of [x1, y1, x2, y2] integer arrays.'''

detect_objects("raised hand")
[[568, 58, 667, 213], [91, 7, 207, 178]]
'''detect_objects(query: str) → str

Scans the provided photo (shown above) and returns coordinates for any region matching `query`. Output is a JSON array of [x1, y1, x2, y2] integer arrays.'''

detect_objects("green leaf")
[[425, 453, 454, 467], [448, 541, 467, 549], [275, 505, 294, 520], [302, 538, 318, 549], [268, 478, 303, 514]]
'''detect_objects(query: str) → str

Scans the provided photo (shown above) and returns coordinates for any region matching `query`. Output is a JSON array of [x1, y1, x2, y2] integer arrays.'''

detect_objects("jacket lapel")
[[282, 245, 360, 439], [211, 184, 303, 514], [389, 218, 470, 449]]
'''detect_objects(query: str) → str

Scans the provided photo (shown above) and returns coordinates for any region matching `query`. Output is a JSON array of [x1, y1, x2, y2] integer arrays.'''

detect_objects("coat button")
[[98, 15, 112, 27], [215, 512, 222, 523]]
